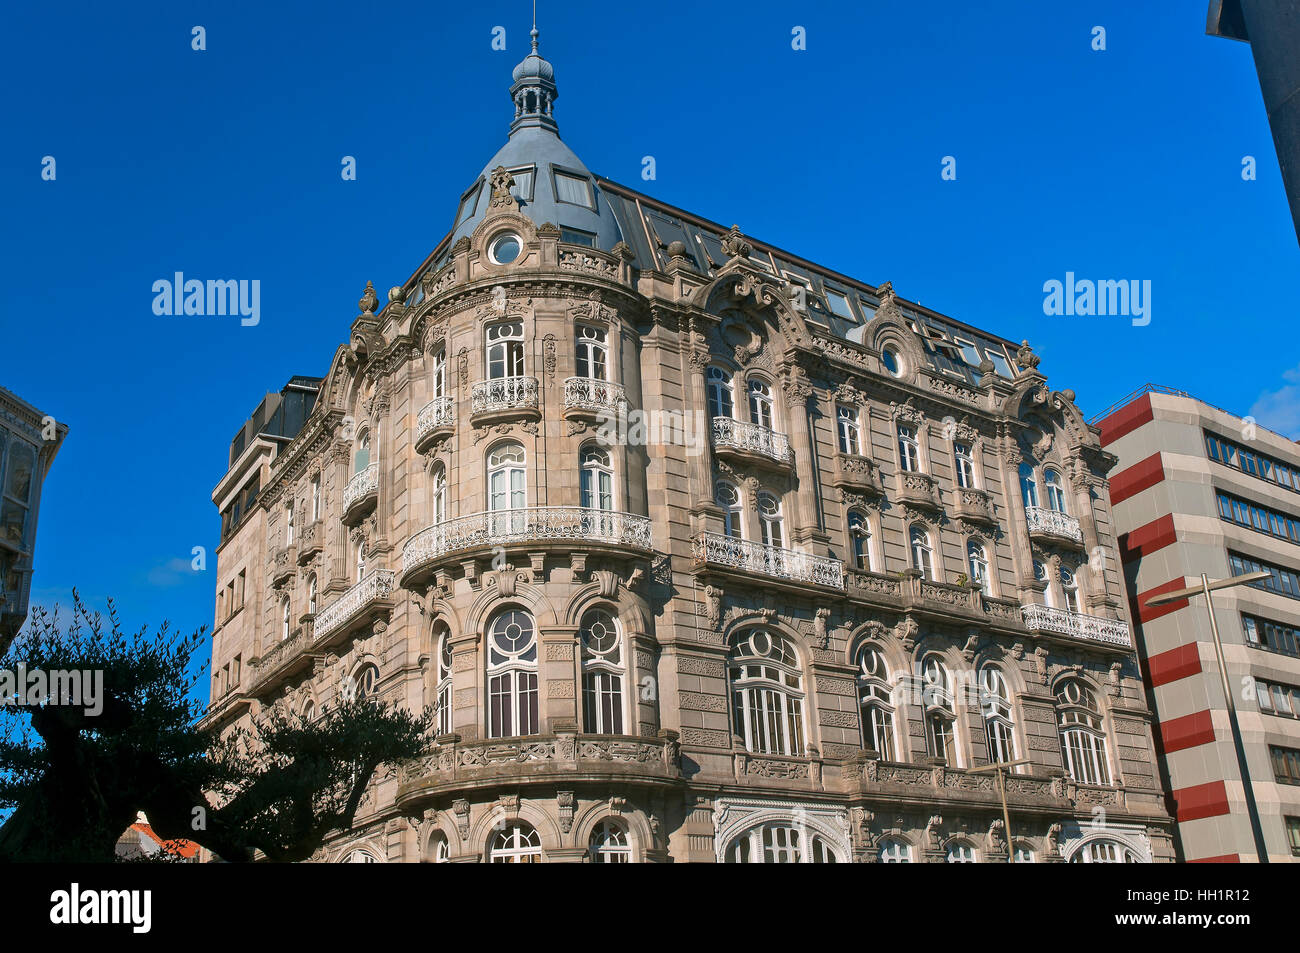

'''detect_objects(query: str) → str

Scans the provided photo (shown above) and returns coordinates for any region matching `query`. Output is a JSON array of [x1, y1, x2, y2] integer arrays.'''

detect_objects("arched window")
[[1069, 839, 1138, 863], [355, 541, 366, 582], [748, 379, 775, 430], [486, 610, 539, 738], [307, 573, 318, 615], [1034, 559, 1054, 608], [980, 666, 1017, 765], [1056, 678, 1111, 785], [588, 820, 631, 863], [954, 441, 976, 489], [1060, 565, 1080, 613], [837, 406, 861, 456], [922, 655, 958, 766], [579, 445, 614, 511], [354, 429, 371, 474], [426, 833, 450, 863], [575, 325, 608, 380], [967, 540, 991, 595], [434, 626, 453, 735], [910, 525, 934, 579], [1019, 464, 1039, 508], [946, 841, 977, 863], [1044, 468, 1068, 513], [431, 348, 447, 399], [342, 848, 379, 863], [878, 839, 912, 863], [487, 441, 527, 535], [856, 644, 896, 760], [486, 321, 525, 379], [716, 481, 743, 539], [281, 597, 291, 641], [725, 825, 838, 863], [300, 699, 316, 723], [490, 822, 542, 863], [580, 608, 624, 734], [729, 630, 805, 756], [349, 663, 379, 702], [431, 464, 448, 525], [898, 424, 921, 472], [848, 511, 873, 571], [1014, 845, 1036, 864], [757, 492, 784, 548], [707, 366, 734, 420]]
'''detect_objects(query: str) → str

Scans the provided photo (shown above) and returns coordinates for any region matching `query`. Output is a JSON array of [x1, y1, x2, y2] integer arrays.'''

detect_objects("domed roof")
[[447, 28, 622, 252]]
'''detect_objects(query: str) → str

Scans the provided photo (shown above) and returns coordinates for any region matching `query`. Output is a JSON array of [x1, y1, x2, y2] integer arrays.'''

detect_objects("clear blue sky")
[[2, 1, 1296, 701]]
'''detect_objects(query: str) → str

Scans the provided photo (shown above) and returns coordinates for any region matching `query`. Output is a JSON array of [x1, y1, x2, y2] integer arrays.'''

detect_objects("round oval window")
[[490, 233, 522, 265], [881, 347, 902, 377]]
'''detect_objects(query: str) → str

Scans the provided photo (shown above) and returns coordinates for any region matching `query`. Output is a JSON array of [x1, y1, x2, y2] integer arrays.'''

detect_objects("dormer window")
[[554, 170, 594, 208], [560, 226, 596, 247], [824, 289, 855, 321]]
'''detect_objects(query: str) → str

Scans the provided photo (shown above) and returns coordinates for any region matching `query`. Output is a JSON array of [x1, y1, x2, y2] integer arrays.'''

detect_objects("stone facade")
[[202, 34, 1174, 864]]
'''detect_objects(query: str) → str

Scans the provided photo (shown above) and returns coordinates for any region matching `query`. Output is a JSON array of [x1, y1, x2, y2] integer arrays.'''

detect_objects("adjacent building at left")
[[0, 386, 66, 650]]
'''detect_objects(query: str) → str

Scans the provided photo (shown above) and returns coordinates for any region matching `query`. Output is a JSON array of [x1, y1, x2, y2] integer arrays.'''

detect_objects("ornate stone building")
[[203, 31, 1174, 863]]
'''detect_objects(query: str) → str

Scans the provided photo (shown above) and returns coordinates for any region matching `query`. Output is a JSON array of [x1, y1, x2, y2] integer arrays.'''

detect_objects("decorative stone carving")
[[720, 224, 752, 260], [558, 791, 575, 833]]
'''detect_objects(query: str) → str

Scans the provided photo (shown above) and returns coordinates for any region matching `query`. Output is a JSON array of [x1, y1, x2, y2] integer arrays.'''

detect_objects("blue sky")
[[2, 1, 1296, 702]]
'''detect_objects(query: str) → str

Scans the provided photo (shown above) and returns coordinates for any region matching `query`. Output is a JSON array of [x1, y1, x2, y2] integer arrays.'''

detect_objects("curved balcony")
[[895, 470, 942, 511], [401, 507, 653, 587], [952, 487, 996, 526], [342, 463, 379, 525], [563, 376, 626, 420], [711, 417, 793, 471], [692, 531, 843, 590], [248, 628, 315, 693], [833, 453, 884, 495], [414, 396, 455, 452], [470, 376, 540, 424], [1025, 506, 1083, 546], [396, 730, 681, 804], [313, 570, 396, 646], [1021, 603, 1132, 649]]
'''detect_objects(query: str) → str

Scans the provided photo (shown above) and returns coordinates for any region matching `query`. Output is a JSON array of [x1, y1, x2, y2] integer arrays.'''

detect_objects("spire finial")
[[531, 26, 539, 54]]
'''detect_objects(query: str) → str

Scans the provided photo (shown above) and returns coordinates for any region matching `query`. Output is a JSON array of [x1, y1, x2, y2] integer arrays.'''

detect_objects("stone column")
[[998, 435, 1035, 596], [327, 441, 353, 594], [450, 632, 481, 741], [540, 625, 580, 732], [782, 370, 826, 550], [1070, 463, 1107, 607], [685, 347, 716, 511]]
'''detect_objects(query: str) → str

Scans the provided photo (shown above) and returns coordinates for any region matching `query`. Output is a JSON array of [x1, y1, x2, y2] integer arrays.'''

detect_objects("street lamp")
[[969, 757, 1030, 862], [1145, 569, 1271, 863]]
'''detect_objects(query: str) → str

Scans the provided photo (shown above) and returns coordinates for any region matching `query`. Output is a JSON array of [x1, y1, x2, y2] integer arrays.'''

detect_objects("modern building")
[[0, 386, 67, 651], [1094, 384, 1300, 861], [202, 30, 1175, 863]]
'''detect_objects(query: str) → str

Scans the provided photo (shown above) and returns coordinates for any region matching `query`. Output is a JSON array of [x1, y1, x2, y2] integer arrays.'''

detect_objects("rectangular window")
[[236, 570, 245, 609], [954, 442, 976, 489], [559, 226, 595, 247], [1271, 745, 1300, 784], [311, 475, 321, 521], [837, 407, 861, 456], [898, 425, 921, 473], [508, 166, 535, 201], [1216, 491, 1300, 545], [983, 348, 1014, 378], [285, 500, 294, 545], [456, 183, 481, 225], [824, 289, 855, 321], [1205, 429, 1300, 497], [1243, 613, 1300, 657], [1229, 552, 1300, 601], [1287, 817, 1300, 855], [953, 337, 983, 366], [554, 171, 594, 208]]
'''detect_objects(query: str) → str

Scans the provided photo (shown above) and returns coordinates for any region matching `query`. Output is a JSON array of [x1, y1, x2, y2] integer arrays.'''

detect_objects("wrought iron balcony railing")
[[314, 570, 396, 642], [693, 531, 844, 590], [415, 396, 455, 446], [1021, 603, 1132, 648], [711, 417, 793, 467], [470, 376, 539, 416], [403, 507, 653, 578], [1025, 506, 1083, 545], [563, 377, 627, 415], [343, 463, 379, 514]]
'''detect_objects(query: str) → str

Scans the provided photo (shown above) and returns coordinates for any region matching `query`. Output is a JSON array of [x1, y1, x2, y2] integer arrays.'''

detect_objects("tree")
[[0, 593, 431, 862]]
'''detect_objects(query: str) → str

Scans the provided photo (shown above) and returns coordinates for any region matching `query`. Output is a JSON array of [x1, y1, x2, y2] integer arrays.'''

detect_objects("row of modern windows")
[[1270, 745, 1300, 785], [428, 614, 1117, 788], [1217, 491, 1300, 547], [1243, 613, 1300, 658], [1253, 676, 1300, 719], [1205, 431, 1300, 496], [1229, 552, 1300, 601]]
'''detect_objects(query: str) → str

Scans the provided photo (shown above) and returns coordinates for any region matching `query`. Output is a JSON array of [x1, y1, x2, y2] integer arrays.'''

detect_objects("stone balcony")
[[895, 470, 942, 511], [414, 396, 455, 452], [248, 626, 315, 693], [401, 507, 653, 589], [1025, 505, 1083, 546], [710, 417, 793, 472], [395, 730, 682, 805], [296, 520, 324, 565], [313, 570, 396, 646], [952, 487, 997, 526], [845, 569, 1026, 631], [1021, 603, 1132, 650], [342, 463, 379, 525], [470, 376, 540, 424], [562, 377, 626, 420], [832, 453, 885, 495], [692, 531, 844, 590], [271, 543, 297, 586]]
